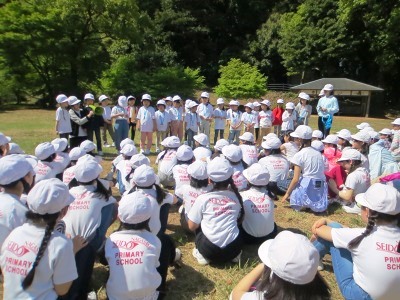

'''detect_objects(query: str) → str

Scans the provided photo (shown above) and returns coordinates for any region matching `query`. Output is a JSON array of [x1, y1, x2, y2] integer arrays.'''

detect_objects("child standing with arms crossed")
[[155, 100, 172, 153], [241, 103, 256, 134], [227, 100, 242, 144], [137, 94, 157, 155], [185, 101, 201, 149]]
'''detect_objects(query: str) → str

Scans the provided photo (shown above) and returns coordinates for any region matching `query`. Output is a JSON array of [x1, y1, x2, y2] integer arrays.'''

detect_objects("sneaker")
[[87, 291, 97, 300], [140, 149, 145, 154], [342, 203, 361, 214], [145, 149, 151, 155], [178, 205, 184, 214], [103, 142, 111, 148], [232, 250, 242, 264], [156, 148, 161, 153], [174, 248, 182, 262], [318, 260, 324, 271], [111, 142, 115, 147], [192, 248, 210, 265], [98, 151, 103, 156]]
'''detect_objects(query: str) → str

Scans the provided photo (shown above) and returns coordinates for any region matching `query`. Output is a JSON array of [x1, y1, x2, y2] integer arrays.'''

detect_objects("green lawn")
[[0, 107, 394, 300]]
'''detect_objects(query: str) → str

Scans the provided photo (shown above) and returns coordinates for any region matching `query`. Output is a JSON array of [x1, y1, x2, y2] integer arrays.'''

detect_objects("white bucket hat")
[[229, 100, 240, 106], [285, 102, 295, 110], [336, 129, 352, 141], [84, 93, 95, 100], [337, 149, 362, 162], [379, 128, 392, 135], [222, 144, 242, 163], [74, 160, 102, 183], [120, 138, 134, 149], [277, 99, 284, 104], [157, 100, 166, 106], [323, 84, 334, 91], [356, 122, 370, 130], [290, 125, 313, 140], [261, 137, 281, 150], [67, 96, 81, 106], [200, 91, 209, 98], [321, 134, 338, 145], [216, 98, 224, 105], [355, 183, 400, 215], [80, 140, 96, 153], [214, 139, 229, 151], [132, 165, 156, 187], [391, 118, 400, 126], [176, 145, 194, 161], [35, 142, 56, 160], [239, 132, 255, 143], [142, 94, 152, 101], [187, 160, 208, 180], [261, 99, 271, 106], [69, 147, 85, 161], [56, 94, 68, 104], [207, 157, 233, 182], [8, 143, 25, 155], [242, 163, 270, 186], [193, 133, 209, 146], [99, 95, 109, 102], [244, 103, 254, 109], [351, 131, 371, 143], [253, 101, 261, 107], [188, 101, 199, 109], [130, 154, 150, 169], [258, 231, 319, 285], [263, 133, 278, 142], [51, 138, 68, 153], [172, 95, 181, 102], [119, 191, 153, 224], [161, 136, 181, 148], [0, 155, 33, 185], [121, 144, 137, 156]]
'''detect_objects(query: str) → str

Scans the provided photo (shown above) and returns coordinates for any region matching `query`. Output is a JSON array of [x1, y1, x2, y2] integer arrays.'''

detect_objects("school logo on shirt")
[[6, 241, 31, 257], [112, 240, 139, 251], [376, 241, 400, 270]]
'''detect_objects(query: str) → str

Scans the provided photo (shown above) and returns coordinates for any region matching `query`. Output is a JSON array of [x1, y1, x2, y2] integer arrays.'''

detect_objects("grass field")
[[0, 106, 394, 300]]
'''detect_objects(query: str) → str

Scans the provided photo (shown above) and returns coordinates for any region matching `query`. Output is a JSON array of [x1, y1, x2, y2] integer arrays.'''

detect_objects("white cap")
[[368, 131, 379, 140], [0, 155, 33, 185], [84, 93, 95, 100], [360, 126, 374, 133], [132, 165, 156, 187], [311, 140, 324, 152], [285, 102, 295, 109], [118, 96, 128, 108], [172, 95, 181, 102], [290, 125, 312, 140], [51, 138, 68, 153], [27, 178, 74, 214], [157, 100, 166, 106], [200, 92, 209, 98], [355, 183, 400, 215], [161, 136, 181, 148], [118, 191, 153, 224], [8, 143, 25, 154], [216, 98, 224, 105], [337, 149, 361, 161], [351, 131, 370, 143], [239, 132, 255, 143], [261, 137, 281, 150], [69, 147, 85, 161], [243, 163, 270, 186], [176, 145, 194, 161], [258, 231, 319, 285], [222, 144, 242, 163], [321, 134, 338, 145], [356, 122, 370, 130], [261, 99, 271, 106], [142, 94, 152, 101], [263, 132, 278, 142], [80, 140, 96, 153], [127, 95, 135, 101], [318, 89, 325, 96], [121, 144, 137, 156], [298, 92, 310, 101], [130, 154, 151, 169], [77, 154, 97, 165], [188, 101, 199, 109], [67, 96, 80, 106], [323, 84, 334, 91], [207, 157, 233, 182], [193, 133, 209, 146], [75, 160, 102, 183], [277, 99, 284, 104], [391, 118, 400, 126], [56, 94, 68, 104], [312, 130, 324, 139], [187, 160, 208, 180], [99, 95, 109, 102], [165, 96, 172, 101], [0, 132, 11, 146], [379, 128, 392, 135], [214, 139, 229, 151], [35, 142, 56, 160], [120, 138, 134, 149], [229, 100, 240, 106], [23, 155, 38, 170], [336, 129, 352, 141], [244, 103, 254, 109]]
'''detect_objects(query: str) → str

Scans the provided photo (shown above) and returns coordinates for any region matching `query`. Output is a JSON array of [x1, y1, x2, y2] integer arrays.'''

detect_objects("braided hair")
[[22, 211, 60, 289]]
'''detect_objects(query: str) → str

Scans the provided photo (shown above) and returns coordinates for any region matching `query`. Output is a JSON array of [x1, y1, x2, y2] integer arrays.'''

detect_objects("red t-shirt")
[[272, 107, 284, 125]]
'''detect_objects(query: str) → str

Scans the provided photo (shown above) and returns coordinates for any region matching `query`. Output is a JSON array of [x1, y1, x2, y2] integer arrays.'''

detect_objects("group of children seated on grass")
[[1, 96, 400, 299]]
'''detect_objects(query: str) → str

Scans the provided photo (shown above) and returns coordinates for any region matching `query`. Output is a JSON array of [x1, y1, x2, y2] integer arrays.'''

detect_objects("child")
[[258, 100, 274, 145], [0, 133, 11, 158], [55, 94, 72, 141], [312, 130, 324, 141], [34, 142, 58, 183], [83, 93, 104, 155], [222, 144, 248, 191], [280, 130, 300, 161], [231, 231, 330, 300], [63, 147, 86, 185], [111, 95, 129, 151], [0, 179, 83, 299], [170, 95, 184, 141], [272, 99, 284, 136], [197, 91, 213, 136], [105, 191, 162, 300], [172, 145, 194, 193], [136, 94, 156, 155], [193, 133, 212, 161], [241, 103, 256, 134], [252, 101, 261, 143], [281, 102, 297, 135], [296, 92, 312, 126], [321, 134, 342, 171], [213, 98, 227, 145], [210, 139, 229, 161], [99, 95, 115, 148], [351, 131, 370, 169], [336, 129, 352, 151], [184, 101, 200, 149], [68, 96, 93, 149], [127, 95, 138, 141], [227, 100, 242, 144], [188, 157, 244, 265], [155, 100, 172, 153], [240, 163, 277, 243], [312, 183, 400, 299], [115, 144, 137, 194], [51, 138, 71, 179], [156, 136, 180, 188], [238, 132, 258, 167]]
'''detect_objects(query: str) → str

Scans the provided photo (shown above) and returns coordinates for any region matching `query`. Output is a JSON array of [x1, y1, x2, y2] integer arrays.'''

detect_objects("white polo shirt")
[[240, 187, 275, 237], [0, 223, 77, 300], [55, 107, 72, 134], [188, 190, 241, 248], [332, 225, 400, 300], [155, 110, 171, 132], [185, 112, 200, 132], [239, 144, 258, 167], [259, 154, 289, 182], [213, 108, 227, 130], [136, 106, 156, 132], [105, 230, 161, 300], [227, 109, 242, 129]]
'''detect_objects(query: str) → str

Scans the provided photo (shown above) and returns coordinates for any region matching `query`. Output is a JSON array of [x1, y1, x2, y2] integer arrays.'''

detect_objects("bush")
[[214, 58, 267, 99]]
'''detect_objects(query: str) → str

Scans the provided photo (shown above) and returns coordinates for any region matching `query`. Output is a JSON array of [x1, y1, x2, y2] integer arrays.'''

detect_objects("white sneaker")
[[140, 149, 145, 154], [232, 250, 242, 264], [98, 151, 103, 156], [192, 248, 210, 265], [111, 142, 115, 147], [178, 205, 184, 214], [103, 142, 110, 148], [174, 248, 182, 262], [87, 291, 97, 300], [156, 148, 160, 153], [342, 203, 361, 214], [317, 260, 324, 271]]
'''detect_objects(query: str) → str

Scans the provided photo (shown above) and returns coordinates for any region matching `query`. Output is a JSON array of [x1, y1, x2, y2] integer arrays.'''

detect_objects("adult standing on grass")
[[111, 95, 129, 152], [316, 84, 339, 138], [197, 91, 213, 137], [68, 96, 93, 149], [55, 94, 72, 142]]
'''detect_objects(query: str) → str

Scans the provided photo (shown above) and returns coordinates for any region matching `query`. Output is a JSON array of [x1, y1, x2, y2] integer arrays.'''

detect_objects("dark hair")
[[22, 211, 60, 289], [348, 210, 400, 252], [348, 159, 362, 173], [42, 153, 56, 163], [241, 140, 255, 146], [226, 158, 248, 169], [269, 148, 282, 155], [176, 158, 194, 165], [158, 148, 177, 161], [359, 142, 369, 155], [339, 138, 351, 148], [119, 219, 150, 232], [123, 154, 132, 160], [134, 184, 167, 205], [210, 151, 222, 160], [0, 178, 21, 189], [190, 177, 209, 188], [256, 265, 330, 300], [298, 139, 311, 151], [69, 178, 110, 201]]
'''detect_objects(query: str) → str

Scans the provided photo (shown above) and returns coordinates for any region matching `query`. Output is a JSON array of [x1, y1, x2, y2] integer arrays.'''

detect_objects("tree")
[[214, 58, 267, 99]]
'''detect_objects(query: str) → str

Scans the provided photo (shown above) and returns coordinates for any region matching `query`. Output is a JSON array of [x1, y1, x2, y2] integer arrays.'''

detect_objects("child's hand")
[[72, 235, 88, 254]]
